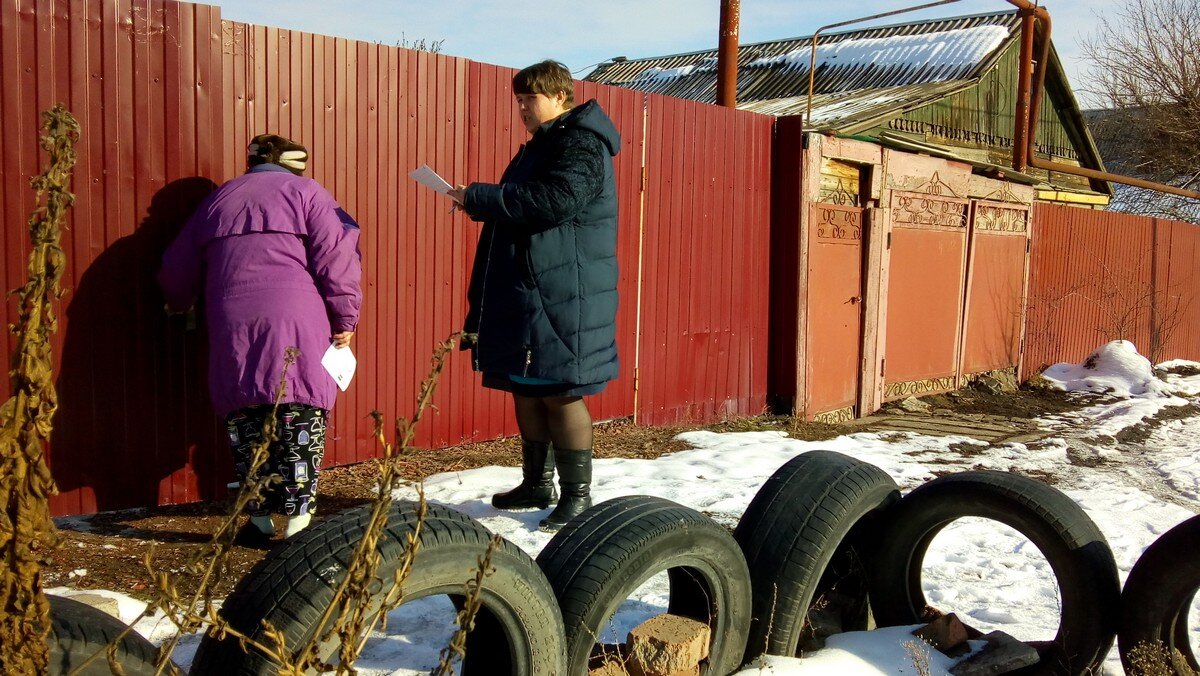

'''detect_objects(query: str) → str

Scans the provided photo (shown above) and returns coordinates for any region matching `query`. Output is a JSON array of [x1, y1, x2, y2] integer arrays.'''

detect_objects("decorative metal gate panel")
[[883, 181, 971, 400]]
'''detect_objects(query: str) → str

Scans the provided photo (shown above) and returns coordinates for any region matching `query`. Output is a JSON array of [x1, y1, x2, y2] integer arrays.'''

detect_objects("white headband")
[[247, 143, 307, 170], [278, 149, 307, 171]]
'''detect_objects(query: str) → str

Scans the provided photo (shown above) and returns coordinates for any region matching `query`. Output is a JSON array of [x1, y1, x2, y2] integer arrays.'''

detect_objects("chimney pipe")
[[717, 0, 740, 107]]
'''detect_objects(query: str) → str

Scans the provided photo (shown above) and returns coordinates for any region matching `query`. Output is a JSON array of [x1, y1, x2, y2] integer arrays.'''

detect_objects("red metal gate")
[[960, 200, 1031, 377], [806, 204, 866, 419], [883, 187, 971, 400]]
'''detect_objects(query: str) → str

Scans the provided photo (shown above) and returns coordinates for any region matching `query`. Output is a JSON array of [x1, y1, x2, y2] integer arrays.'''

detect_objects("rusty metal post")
[[717, 0, 740, 107], [1011, 8, 1035, 172]]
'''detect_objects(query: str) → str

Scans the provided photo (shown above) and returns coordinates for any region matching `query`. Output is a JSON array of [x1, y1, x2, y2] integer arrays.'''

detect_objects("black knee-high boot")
[[538, 448, 592, 532], [492, 440, 557, 510]]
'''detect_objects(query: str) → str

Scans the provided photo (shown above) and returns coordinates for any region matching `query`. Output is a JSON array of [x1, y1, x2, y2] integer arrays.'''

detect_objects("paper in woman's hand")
[[408, 164, 453, 195], [322, 343, 357, 391]]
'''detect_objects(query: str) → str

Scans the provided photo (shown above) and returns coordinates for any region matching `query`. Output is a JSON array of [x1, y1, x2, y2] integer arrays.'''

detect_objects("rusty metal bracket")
[[805, 0, 967, 126]]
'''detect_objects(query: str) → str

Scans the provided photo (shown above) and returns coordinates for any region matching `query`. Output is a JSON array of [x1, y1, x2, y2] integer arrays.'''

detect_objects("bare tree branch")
[[1082, 0, 1200, 222]]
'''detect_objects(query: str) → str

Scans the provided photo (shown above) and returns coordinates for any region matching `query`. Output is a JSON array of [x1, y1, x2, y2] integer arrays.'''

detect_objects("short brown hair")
[[513, 60, 575, 108]]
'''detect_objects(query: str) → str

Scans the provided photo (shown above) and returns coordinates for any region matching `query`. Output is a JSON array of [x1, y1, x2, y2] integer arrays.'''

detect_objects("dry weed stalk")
[[1124, 640, 1198, 676], [903, 639, 933, 676], [288, 332, 462, 674], [69, 348, 302, 676], [0, 105, 78, 675], [432, 533, 502, 675], [755, 584, 780, 667], [77, 324, 469, 675]]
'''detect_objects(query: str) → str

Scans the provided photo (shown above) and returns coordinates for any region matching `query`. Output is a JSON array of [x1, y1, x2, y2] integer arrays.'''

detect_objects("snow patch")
[[1041, 340, 1165, 396]]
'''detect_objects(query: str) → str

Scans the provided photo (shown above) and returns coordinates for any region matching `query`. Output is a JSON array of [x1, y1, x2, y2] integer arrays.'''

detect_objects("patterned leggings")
[[225, 403, 327, 517]]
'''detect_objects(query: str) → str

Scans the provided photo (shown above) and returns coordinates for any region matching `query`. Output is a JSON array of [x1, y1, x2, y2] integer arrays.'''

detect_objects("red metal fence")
[[2, 0, 229, 515], [1, 0, 773, 516], [1024, 204, 1200, 377], [636, 94, 773, 424]]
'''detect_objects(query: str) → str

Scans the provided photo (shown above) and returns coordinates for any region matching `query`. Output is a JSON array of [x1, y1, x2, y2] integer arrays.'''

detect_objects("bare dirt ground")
[[44, 385, 1084, 601]]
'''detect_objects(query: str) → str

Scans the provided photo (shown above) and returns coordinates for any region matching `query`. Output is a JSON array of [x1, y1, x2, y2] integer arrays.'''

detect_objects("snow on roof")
[[585, 11, 1021, 104], [749, 25, 1011, 73], [737, 80, 969, 126], [630, 64, 699, 86]]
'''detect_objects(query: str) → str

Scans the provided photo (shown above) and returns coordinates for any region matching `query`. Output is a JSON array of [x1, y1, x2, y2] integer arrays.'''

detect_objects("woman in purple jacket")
[[159, 134, 362, 545]]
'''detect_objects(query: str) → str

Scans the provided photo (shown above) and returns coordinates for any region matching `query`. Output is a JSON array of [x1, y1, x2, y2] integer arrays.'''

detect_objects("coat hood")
[[560, 99, 621, 157]]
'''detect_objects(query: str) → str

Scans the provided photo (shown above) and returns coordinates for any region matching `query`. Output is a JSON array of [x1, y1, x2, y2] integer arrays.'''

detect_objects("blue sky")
[[205, 0, 1116, 106]]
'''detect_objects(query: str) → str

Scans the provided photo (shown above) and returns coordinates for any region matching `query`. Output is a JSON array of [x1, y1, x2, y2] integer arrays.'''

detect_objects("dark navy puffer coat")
[[462, 99, 621, 385]]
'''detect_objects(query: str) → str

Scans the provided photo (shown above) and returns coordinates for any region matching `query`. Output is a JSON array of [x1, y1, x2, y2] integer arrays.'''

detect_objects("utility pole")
[[716, 0, 740, 107]]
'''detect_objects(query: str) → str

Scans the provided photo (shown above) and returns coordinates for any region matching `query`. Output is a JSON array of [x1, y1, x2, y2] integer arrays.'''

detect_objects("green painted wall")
[[865, 43, 1097, 191]]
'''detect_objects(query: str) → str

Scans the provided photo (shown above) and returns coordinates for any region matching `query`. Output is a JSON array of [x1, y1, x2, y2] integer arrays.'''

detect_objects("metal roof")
[[738, 81, 971, 129], [585, 11, 1022, 124]]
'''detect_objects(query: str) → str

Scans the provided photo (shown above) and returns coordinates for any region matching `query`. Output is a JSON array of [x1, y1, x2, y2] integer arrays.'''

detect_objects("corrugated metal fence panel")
[[637, 94, 773, 425], [1, 0, 227, 515], [1025, 204, 1159, 377], [1159, 219, 1200, 360]]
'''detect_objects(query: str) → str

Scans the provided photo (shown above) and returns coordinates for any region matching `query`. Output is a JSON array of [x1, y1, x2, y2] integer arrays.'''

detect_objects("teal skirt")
[[481, 372, 608, 397]]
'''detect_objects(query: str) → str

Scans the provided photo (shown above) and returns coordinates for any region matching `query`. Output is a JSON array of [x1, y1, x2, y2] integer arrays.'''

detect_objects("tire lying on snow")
[[536, 495, 752, 675], [1119, 513, 1200, 675], [733, 450, 900, 661], [47, 594, 160, 676], [868, 470, 1120, 675], [190, 501, 566, 675]]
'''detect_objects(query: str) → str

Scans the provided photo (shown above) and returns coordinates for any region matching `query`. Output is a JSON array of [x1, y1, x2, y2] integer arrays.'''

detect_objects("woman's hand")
[[448, 185, 467, 210], [332, 331, 355, 348]]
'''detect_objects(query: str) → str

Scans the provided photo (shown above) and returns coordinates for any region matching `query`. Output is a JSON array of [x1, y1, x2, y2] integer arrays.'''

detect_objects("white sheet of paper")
[[321, 343, 357, 391], [408, 164, 453, 195]]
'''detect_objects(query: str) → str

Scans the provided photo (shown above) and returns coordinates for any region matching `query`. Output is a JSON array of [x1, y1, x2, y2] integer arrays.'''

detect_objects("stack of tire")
[[723, 450, 1125, 675], [520, 451, 1129, 674], [188, 449, 1148, 675]]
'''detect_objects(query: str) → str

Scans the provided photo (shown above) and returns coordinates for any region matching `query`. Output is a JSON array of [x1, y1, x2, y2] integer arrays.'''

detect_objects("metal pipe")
[[1011, 9, 1035, 172], [805, 0, 966, 125], [1007, 0, 1200, 199], [717, 0, 741, 107]]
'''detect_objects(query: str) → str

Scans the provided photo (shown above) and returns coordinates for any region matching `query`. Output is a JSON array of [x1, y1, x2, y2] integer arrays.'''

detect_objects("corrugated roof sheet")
[[585, 11, 1021, 125], [739, 81, 970, 128]]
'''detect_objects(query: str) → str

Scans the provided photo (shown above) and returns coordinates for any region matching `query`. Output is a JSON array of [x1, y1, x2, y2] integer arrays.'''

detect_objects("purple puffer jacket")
[[158, 164, 362, 416]]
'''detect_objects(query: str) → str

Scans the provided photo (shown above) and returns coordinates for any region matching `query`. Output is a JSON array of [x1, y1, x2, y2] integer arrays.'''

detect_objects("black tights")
[[513, 394, 593, 450]]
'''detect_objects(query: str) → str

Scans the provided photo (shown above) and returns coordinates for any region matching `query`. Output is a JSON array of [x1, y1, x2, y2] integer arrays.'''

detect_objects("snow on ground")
[[64, 345, 1200, 675]]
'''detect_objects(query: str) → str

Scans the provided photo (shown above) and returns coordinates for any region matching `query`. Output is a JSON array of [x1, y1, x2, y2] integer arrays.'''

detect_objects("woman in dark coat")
[[449, 60, 620, 531]]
